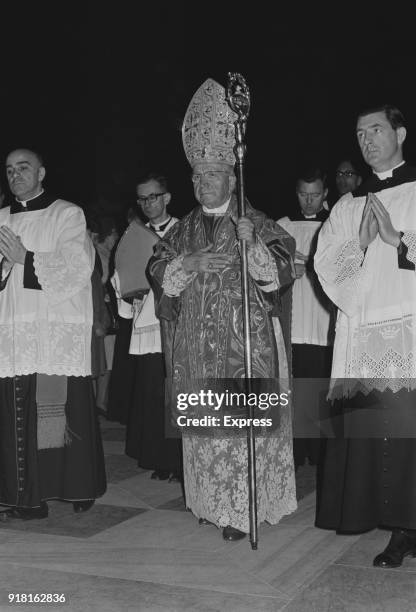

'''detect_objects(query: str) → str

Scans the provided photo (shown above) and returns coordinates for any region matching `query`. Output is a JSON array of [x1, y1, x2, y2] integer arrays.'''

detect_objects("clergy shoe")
[[5, 502, 48, 520], [373, 530, 416, 568], [222, 526, 246, 541], [73, 500, 95, 513], [151, 470, 170, 480]]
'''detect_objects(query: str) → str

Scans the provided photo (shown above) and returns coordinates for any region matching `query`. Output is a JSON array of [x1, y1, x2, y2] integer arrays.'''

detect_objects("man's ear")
[[357, 176, 363, 187], [397, 126, 407, 147], [38, 166, 46, 183], [163, 192, 171, 207]]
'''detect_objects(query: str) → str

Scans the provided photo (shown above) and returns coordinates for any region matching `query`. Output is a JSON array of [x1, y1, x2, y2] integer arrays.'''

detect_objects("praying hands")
[[359, 193, 401, 250], [0, 226, 27, 265]]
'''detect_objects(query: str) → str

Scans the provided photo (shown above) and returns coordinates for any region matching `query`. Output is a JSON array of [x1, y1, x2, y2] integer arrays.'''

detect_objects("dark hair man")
[[315, 104, 416, 568]]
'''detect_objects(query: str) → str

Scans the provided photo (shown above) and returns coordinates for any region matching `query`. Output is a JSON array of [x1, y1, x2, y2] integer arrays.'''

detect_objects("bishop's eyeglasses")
[[137, 193, 166, 205]]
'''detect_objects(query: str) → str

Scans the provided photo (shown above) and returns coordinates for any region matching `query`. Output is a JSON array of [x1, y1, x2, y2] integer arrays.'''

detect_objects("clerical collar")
[[16, 188, 44, 207], [149, 216, 172, 233], [10, 190, 56, 214], [202, 197, 231, 215], [374, 160, 405, 180], [303, 213, 317, 219]]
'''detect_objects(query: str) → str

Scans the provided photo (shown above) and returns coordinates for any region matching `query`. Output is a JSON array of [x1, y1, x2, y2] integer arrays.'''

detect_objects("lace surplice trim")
[[247, 237, 279, 292], [334, 238, 364, 285], [329, 314, 416, 399], [0, 321, 91, 377], [163, 255, 197, 297], [34, 249, 92, 306], [402, 231, 416, 264], [329, 376, 416, 400], [349, 348, 415, 379]]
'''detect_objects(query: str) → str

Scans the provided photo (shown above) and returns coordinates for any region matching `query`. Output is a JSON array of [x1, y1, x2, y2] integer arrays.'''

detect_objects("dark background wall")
[[2, 4, 415, 222]]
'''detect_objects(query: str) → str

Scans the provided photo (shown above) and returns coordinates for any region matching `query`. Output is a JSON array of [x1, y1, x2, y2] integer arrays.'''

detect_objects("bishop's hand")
[[236, 217, 256, 246], [359, 193, 379, 251], [370, 194, 401, 247], [182, 243, 232, 274]]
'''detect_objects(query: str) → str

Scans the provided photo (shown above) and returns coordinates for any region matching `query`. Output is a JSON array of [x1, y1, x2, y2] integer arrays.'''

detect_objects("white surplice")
[[0, 200, 94, 377], [314, 180, 416, 396]]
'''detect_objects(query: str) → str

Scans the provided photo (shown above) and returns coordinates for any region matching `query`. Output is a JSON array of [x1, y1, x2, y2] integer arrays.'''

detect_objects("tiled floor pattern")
[[0, 418, 415, 611]]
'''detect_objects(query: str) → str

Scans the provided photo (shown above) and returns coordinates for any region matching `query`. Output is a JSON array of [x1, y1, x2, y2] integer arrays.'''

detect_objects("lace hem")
[[0, 365, 91, 378], [0, 321, 91, 377], [335, 238, 364, 285], [402, 231, 416, 264], [163, 255, 196, 297], [330, 314, 416, 399], [247, 237, 279, 292], [329, 377, 416, 400], [182, 413, 296, 532]]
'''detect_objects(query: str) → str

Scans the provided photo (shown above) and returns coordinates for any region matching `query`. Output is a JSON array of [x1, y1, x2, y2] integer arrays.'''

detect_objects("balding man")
[[0, 149, 106, 519]]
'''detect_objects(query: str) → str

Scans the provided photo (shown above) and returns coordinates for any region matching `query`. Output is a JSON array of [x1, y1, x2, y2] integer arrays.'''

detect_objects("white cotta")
[[278, 217, 334, 346], [314, 181, 416, 394], [0, 200, 94, 377], [129, 217, 178, 355]]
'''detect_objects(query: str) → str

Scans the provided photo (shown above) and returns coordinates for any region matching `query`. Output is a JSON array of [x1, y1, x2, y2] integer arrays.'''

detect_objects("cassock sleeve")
[[398, 231, 416, 270], [314, 198, 365, 317], [32, 206, 94, 306], [23, 251, 42, 289], [0, 258, 13, 291]]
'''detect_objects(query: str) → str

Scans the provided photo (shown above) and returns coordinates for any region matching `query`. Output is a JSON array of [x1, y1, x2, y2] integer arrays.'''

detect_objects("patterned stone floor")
[[0, 417, 415, 611]]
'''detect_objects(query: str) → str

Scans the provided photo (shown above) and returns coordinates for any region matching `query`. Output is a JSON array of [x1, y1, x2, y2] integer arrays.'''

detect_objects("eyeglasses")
[[336, 170, 357, 178], [191, 171, 230, 183], [137, 192, 166, 205]]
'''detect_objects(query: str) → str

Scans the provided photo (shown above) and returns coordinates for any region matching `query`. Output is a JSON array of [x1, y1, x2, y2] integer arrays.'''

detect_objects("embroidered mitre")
[[182, 78, 237, 167]]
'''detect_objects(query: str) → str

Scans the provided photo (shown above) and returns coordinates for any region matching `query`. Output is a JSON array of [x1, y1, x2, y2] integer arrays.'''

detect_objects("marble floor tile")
[[94, 483, 154, 509], [0, 562, 287, 612], [223, 524, 360, 598], [0, 543, 284, 598], [104, 454, 144, 483], [0, 501, 146, 538], [102, 440, 126, 455], [279, 491, 316, 527], [334, 528, 416, 572], [156, 496, 186, 511], [283, 563, 416, 612], [90, 509, 230, 552], [113, 472, 184, 508]]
